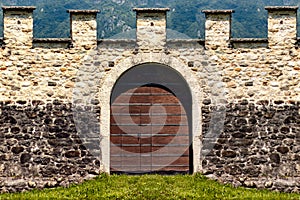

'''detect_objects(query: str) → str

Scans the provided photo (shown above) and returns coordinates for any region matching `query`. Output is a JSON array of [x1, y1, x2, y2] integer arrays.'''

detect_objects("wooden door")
[[110, 84, 190, 173]]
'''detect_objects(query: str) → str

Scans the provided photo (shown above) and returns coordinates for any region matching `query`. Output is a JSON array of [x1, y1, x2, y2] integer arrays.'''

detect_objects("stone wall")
[[134, 8, 169, 51], [202, 99, 300, 192], [2, 6, 35, 48], [0, 100, 101, 193], [0, 5, 300, 193]]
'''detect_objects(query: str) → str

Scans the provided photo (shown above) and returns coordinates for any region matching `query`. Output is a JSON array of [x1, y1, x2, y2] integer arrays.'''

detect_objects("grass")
[[0, 174, 300, 200]]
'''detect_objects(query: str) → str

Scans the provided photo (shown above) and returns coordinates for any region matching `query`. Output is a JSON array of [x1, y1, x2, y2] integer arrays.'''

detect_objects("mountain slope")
[[0, 0, 299, 38]]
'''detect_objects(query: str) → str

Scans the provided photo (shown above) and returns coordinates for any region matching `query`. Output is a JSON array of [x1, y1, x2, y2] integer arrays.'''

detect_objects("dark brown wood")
[[110, 86, 190, 173]]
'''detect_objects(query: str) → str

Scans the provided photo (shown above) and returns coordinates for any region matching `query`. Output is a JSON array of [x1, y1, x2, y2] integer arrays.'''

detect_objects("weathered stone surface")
[[11, 146, 24, 154], [65, 150, 80, 158], [0, 101, 101, 193], [202, 101, 300, 192], [20, 153, 31, 164], [1, 5, 300, 194]]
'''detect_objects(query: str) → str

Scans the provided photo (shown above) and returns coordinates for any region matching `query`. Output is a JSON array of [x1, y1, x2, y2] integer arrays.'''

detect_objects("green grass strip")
[[1, 174, 300, 200]]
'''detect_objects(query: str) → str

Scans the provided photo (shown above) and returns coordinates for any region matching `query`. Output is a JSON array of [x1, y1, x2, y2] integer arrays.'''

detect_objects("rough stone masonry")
[[0, 6, 299, 193]]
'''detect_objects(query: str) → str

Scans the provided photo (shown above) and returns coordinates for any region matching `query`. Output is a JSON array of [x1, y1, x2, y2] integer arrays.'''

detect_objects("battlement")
[[1, 5, 300, 194], [0, 6, 299, 50]]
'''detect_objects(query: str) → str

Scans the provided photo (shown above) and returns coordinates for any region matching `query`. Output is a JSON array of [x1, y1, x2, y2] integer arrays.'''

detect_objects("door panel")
[[110, 85, 190, 173]]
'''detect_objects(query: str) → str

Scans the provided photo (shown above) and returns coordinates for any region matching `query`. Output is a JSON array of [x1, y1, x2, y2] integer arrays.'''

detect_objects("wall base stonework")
[[202, 100, 300, 192], [0, 100, 101, 193]]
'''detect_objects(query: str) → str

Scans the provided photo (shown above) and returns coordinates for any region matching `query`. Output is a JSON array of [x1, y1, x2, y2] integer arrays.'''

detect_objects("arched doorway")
[[110, 63, 193, 174]]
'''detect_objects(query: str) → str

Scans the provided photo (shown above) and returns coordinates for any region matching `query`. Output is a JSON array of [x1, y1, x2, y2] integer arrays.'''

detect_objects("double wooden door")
[[110, 84, 190, 173]]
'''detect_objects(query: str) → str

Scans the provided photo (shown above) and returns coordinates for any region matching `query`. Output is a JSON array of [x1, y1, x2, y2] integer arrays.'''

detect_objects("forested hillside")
[[0, 0, 299, 38]]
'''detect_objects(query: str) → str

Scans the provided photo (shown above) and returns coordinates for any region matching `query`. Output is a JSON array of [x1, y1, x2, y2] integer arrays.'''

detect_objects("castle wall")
[[0, 6, 299, 193], [134, 8, 169, 51]]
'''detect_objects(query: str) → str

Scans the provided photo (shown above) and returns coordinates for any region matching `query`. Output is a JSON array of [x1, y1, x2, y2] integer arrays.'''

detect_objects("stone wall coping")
[[98, 39, 136, 44], [202, 10, 235, 14], [33, 38, 72, 43], [97, 39, 205, 47], [4, 37, 300, 47], [4, 37, 298, 48], [230, 38, 269, 48], [67, 9, 100, 14], [133, 8, 170, 12], [230, 38, 268, 43], [167, 39, 205, 45], [265, 6, 298, 11], [97, 39, 136, 47], [2, 6, 36, 11]]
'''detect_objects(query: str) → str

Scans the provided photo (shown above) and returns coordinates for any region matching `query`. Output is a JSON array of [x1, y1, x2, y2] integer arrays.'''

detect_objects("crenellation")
[[202, 10, 234, 50], [1, 5, 300, 194], [0, 7, 300, 49], [134, 8, 169, 52], [2, 6, 36, 49], [67, 9, 99, 50], [266, 6, 298, 49]]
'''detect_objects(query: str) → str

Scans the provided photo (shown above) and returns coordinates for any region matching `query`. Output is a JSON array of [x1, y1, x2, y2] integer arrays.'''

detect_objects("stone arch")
[[99, 52, 202, 173], [110, 63, 192, 173]]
